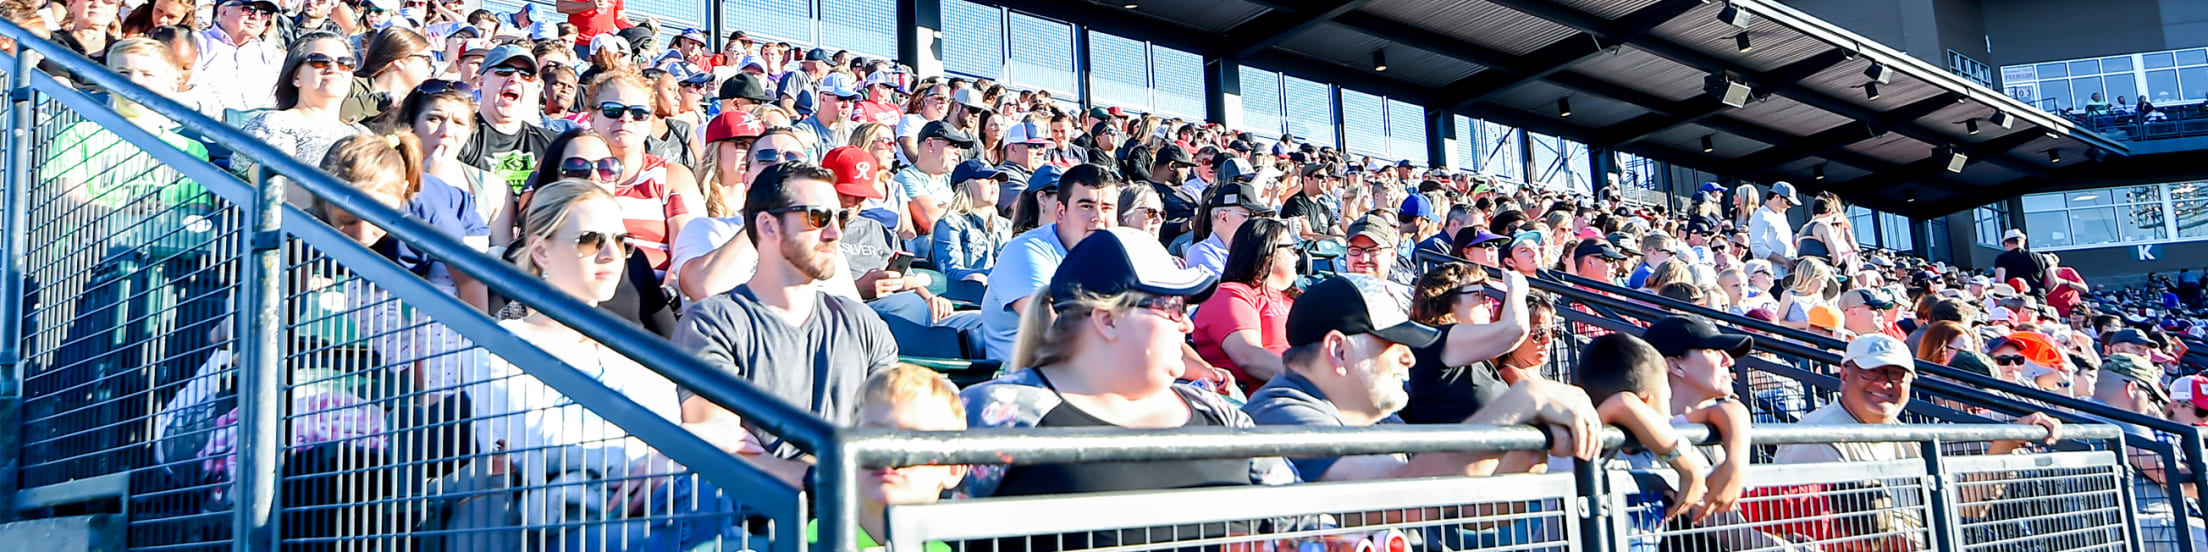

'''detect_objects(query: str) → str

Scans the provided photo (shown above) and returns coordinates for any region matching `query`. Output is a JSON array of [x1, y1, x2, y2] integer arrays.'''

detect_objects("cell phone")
[[886, 252, 914, 274]]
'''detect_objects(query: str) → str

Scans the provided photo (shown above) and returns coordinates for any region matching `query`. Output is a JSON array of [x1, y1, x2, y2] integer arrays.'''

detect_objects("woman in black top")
[[1398, 262, 1537, 425]]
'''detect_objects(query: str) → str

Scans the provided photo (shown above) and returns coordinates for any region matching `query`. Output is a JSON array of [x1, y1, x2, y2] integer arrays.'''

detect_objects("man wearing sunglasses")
[[458, 45, 553, 191], [800, 73, 859, 161], [677, 162, 899, 458], [196, 0, 284, 113], [895, 121, 972, 255], [994, 119, 1051, 202]]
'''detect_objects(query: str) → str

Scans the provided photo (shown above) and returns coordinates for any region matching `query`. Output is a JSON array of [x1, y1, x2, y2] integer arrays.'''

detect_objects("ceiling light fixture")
[[1734, 32, 1753, 53], [1718, 3, 1751, 28], [1372, 50, 1388, 72], [1702, 135, 1716, 153], [1864, 61, 1893, 85], [1122, 0, 1138, 8], [1989, 111, 2015, 129], [2047, 149, 2061, 164], [1814, 164, 1826, 181], [1965, 119, 1979, 135], [1862, 82, 1881, 101], [1558, 97, 1572, 117], [1704, 73, 1751, 108], [1940, 146, 1967, 173]]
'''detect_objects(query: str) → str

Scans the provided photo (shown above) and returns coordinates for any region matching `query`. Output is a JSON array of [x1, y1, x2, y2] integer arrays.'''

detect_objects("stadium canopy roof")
[[979, 0, 2129, 217]]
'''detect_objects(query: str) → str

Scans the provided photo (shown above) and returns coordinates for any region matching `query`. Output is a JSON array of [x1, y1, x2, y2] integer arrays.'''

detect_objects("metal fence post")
[[2114, 432, 2148, 552], [814, 439, 858, 552], [0, 46, 39, 522], [1573, 458, 1611, 552], [1918, 440, 1960, 552], [2184, 430, 2208, 552], [231, 166, 284, 552]]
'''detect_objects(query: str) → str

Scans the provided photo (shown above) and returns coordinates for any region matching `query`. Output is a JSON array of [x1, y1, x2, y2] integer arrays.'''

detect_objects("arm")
[[1220, 330, 1284, 382], [677, 236, 756, 301], [556, 0, 593, 15], [931, 217, 974, 280], [1682, 398, 1752, 520], [907, 195, 947, 231], [1438, 271, 1531, 366], [661, 164, 702, 281], [1316, 379, 1601, 482], [679, 395, 809, 486], [1598, 393, 1709, 523]]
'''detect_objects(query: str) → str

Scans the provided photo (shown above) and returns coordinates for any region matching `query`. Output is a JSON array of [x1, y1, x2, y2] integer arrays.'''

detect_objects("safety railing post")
[[231, 166, 284, 552], [2176, 431, 2206, 552], [1919, 439, 1960, 552], [815, 437, 858, 552], [1573, 458, 1612, 552], [2114, 432, 2148, 552], [0, 46, 38, 522]]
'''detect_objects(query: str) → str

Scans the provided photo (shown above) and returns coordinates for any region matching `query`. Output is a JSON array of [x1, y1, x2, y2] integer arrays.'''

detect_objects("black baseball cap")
[[1573, 239, 1630, 261], [1204, 181, 1273, 216], [1050, 228, 1217, 304], [719, 73, 773, 102], [1286, 275, 1442, 348], [1157, 145, 1195, 166], [917, 121, 977, 149], [1642, 316, 1754, 359]]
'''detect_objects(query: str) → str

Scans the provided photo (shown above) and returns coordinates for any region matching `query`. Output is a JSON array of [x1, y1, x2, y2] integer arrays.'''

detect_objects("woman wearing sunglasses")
[[579, 69, 702, 281], [1191, 218, 1299, 393], [524, 128, 679, 336], [241, 31, 370, 209], [1399, 263, 1538, 425]]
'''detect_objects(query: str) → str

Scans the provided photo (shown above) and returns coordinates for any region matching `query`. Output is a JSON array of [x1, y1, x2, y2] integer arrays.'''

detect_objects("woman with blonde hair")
[[930, 161, 1010, 284], [577, 69, 703, 278], [1774, 257, 1836, 330], [848, 121, 911, 235]]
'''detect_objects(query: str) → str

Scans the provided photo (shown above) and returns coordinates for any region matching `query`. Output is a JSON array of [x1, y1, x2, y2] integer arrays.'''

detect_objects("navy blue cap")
[[1029, 164, 1066, 192], [951, 159, 1006, 184], [1050, 228, 1217, 304]]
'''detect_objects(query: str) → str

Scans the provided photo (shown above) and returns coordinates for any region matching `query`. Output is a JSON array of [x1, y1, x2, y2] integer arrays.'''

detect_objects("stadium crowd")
[[21, 0, 2208, 550]]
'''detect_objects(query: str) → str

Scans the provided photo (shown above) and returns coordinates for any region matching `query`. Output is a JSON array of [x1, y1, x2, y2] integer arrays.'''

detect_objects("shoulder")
[[960, 371, 1058, 429], [1242, 384, 1336, 427]]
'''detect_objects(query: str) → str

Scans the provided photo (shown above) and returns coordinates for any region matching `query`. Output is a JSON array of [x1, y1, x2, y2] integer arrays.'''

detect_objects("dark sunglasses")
[[1131, 294, 1189, 323], [230, 2, 276, 16], [1992, 354, 2028, 366], [596, 102, 651, 121], [413, 79, 473, 96], [770, 205, 852, 231], [559, 156, 623, 181], [488, 65, 539, 81], [680, 80, 710, 90], [572, 231, 630, 258], [301, 53, 358, 72], [752, 148, 806, 165]]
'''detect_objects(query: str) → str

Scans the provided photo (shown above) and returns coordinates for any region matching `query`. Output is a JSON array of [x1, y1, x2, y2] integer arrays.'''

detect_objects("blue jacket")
[[931, 211, 1009, 282]]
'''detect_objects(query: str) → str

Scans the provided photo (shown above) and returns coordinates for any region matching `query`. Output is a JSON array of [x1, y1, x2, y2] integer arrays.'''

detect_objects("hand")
[[1498, 269, 1528, 297], [918, 288, 954, 322], [1697, 459, 1747, 522], [858, 269, 906, 299], [2015, 412, 2063, 444], [1664, 453, 1710, 524], [1481, 380, 1601, 460]]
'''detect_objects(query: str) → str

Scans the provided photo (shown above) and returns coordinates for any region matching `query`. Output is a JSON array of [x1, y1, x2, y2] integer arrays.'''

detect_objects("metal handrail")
[[0, 19, 837, 453]]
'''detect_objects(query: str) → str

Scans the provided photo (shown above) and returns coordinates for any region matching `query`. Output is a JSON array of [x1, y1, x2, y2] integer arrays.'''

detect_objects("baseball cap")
[[1004, 121, 1049, 146], [1346, 215, 1400, 249], [1842, 334, 1914, 371], [1205, 181, 1273, 216], [719, 73, 773, 102], [950, 159, 1006, 184], [805, 48, 830, 62], [2102, 353, 2167, 403], [2109, 328, 2156, 347], [1643, 316, 1754, 359], [679, 71, 714, 87], [1744, 259, 1775, 278], [819, 73, 860, 98], [1086, 107, 1112, 120], [479, 44, 536, 75], [737, 55, 769, 73], [1400, 194, 1439, 222], [702, 111, 765, 144], [2001, 332, 2067, 372], [674, 28, 708, 48], [1156, 145, 1195, 167], [1050, 227, 1217, 304], [1970, 275, 1990, 287], [1452, 227, 1509, 251], [1216, 157, 1256, 182], [1769, 181, 1800, 204], [1837, 288, 1897, 311], [1572, 239, 1629, 261], [1286, 274, 1442, 348], [223, 0, 280, 10], [1028, 165, 1066, 194], [1687, 217, 1716, 235], [589, 33, 629, 56], [2170, 374, 2208, 411], [1808, 305, 1844, 331], [952, 88, 986, 110], [820, 146, 883, 200], [916, 121, 978, 149], [1509, 230, 1544, 252]]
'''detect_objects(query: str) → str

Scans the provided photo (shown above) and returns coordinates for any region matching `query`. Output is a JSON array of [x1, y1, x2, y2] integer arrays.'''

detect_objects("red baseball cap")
[[703, 111, 764, 144], [821, 146, 882, 199]]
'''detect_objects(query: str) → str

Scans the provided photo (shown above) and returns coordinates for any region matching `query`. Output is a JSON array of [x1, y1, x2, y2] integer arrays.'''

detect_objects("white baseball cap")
[[1843, 334, 1914, 371]]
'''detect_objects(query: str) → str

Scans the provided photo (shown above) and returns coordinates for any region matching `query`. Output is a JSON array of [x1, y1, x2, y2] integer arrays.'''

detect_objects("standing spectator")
[[1183, 181, 1267, 277], [1993, 229, 2050, 297], [240, 32, 367, 208], [931, 160, 1010, 284], [1747, 182, 1798, 264], [677, 162, 899, 460], [979, 164, 1122, 360], [196, 0, 285, 114], [1192, 218, 1299, 391], [555, 0, 628, 51], [2045, 253, 2088, 318]]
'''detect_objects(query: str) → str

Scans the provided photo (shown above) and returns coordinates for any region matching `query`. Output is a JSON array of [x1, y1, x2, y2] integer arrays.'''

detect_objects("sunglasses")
[[414, 78, 473, 96], [1132, 294, 1189, 323], [559, 156, 623, 181], [1992, 354, 2028, 366], [301, 53, 358, 72], [752, 148, 806, 165], [488, 65, 539, 81], [680, 80, 710, 90], [571, 231, 631, 258], [596, 102, 651, 121], [231, 2, 276, 16], [770, 205, 852, 231]]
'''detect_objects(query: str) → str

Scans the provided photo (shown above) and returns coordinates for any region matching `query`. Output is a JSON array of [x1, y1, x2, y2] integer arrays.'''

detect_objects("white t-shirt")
[[669, 216, 753, 283]]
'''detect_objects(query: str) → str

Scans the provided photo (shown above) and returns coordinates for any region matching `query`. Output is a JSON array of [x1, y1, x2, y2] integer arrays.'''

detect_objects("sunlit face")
[[762, 177, 845, 282], [1120, 195, 1163, 237], [1840, 361, 1912, 424], [589, 82, 653, 153], [1346, 333, 1414, 415], [112, 50, 178, 95], [1344, 235, 1391, 279], [479, 60, 541, 118], [1506, 310, 1556, 368], [713, 140, 749, 187], [292, 38, 353, 105], [744, 133, 806, 189], [856, 398, 968, 506], [531, 196, 628, 303], [562, 135, 618, 186], [1669, 348, 1735, 403], [1055, 183, 1118, 247], [412, 98, 473, 159], [152, 0, 189, 26], [324, 181, 402, 246], [1461, 241, 1500, 268], [962, 177, 1000, 209]]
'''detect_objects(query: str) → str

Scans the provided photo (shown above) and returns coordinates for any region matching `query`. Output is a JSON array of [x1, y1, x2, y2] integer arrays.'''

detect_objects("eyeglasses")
[[752, 148, 806, 165], [596, 102, 651, 121], [413, 79, 473, 96], [559, 156, 623, 181], [488, 65, 538, 81], [1126, 207, 1162, 222], [680, 80, 709, 90], [570, 231, 630, 258], [1131, 294, 1189, 323], [770, 205, 852, 231], [1992, 354, 2028, 366], [300, 53, 358, 72], [1346, 245, 1386, 259], [1467, 241, 1503, 250], [1452, 284, 1488, 297], [1852, 366, 1913, 383], [232, 3, 276, 17]]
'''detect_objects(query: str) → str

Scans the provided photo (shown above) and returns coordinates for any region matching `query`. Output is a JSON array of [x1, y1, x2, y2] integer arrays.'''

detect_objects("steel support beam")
[[1221, 0, 1376, 59], [1444, 0, 1704, 109], [1598, 50, 1852, 147]]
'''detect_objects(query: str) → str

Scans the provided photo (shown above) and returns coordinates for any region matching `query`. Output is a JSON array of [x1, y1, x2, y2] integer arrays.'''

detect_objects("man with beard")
[[676, 163, 901, 457], [459, 45, 556, 193]]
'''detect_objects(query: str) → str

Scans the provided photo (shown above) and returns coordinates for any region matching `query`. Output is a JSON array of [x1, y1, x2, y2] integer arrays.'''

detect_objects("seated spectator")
[[1569, 238, 1629, 284], [1915, 320, 1991, 376], [813, 364, 967, 551], [525, 129, 677, 336], [1454, 227, 1509, 269], [1776, 257, 1836, 330], [575, 69, 702, 277], [1343, 214, 1414, 287], [241, 31, 369, 208], [672, 125, 812, 302], [961, 228, 1298, 501], [1775, 335, 2059, 466], [979, 164, 1121, 360], [895, 121, 969, 256], [1398, 264, 1536, 425], [1192, 218, 1297, 391], [1116, 183, 1165, 238], [1281, 163, 1341, 240], [930, 160, 1010, 284], [2074, 353, 2208, 552], [1183, 181, 1269, 277], [1243, 273, 1599, 482], [394, 80, 495, 310], [1501, 230, 1545, 278], [1838, 288, 1904, 341]]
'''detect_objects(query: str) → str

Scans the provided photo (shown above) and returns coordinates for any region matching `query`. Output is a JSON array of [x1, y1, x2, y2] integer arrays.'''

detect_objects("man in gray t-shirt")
[[676, 163, 901, 461]]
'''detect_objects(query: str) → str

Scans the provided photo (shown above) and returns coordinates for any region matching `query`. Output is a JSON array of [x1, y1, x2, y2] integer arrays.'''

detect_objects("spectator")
[[668, 122, 795, 302], [1398, 264, 1537, 425], [818, 365, 969, 550], [1838, 288, 1903, 340], [775, 47, 827, 116], [1244, 272, 1600, 482], [1282, 163, 1341, 240], [576, 69, 702, 276], [1566, 333, 1723, 531], [1569, 238, 1629, 284], [240, 31, 367, 209], [1401, 194, 1446, 263], [1116, 183, 1164, 238], [678, 162, 899, 462], [1626, 233, 1678, 289], [194, 0, 284, 114], [1150, 147, 1204, 245], [801, 73, 859, 158], [930, 159, 1010, 284], [1805, 304, 1847, 339], [643, 72, 699, 169], [2044, 253, 2088, 318], [847, 121, 909, 233], [851, 71, 903, 126], [994, 119, 1049, 202], [120, 0, 196, 38], [2167, 374, 2208, 426], [459, 44, 554, 192], [979, 164, 1121, 360], [1343, 214, 1413, 287], [392, 80, 495, 309], [342, 27, 431, 125], [961, 227, 1297, 502], [1501, 230, 1545, 278], [1775, 334, 2058, 465], [44, 37, 211, 221], [1914, 320, 1983, 371], [1746, 181, 1798, 264], [554, 0, 629, 49], [894, 83, 950, 164], [275, 0, 340, 49], [1453, 227, 1509, 268], [1183, 181, 1268, 277], [1775, 257, 1835, 330], [1993, 229, 2050, 297], [894, 120, 968, 255], [539, 63, 581, 126], [2107, 328, 2158, 358], [1192, 218, 1298, 391], [1796, 192, 1855, 269], [51, 0, 117, 66]]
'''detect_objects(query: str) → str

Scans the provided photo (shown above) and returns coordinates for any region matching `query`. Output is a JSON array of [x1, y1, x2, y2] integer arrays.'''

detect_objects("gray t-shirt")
[[840, 214, 901, 279], [674, 285, 900, 456], [1243, 372, 1400, 479]]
